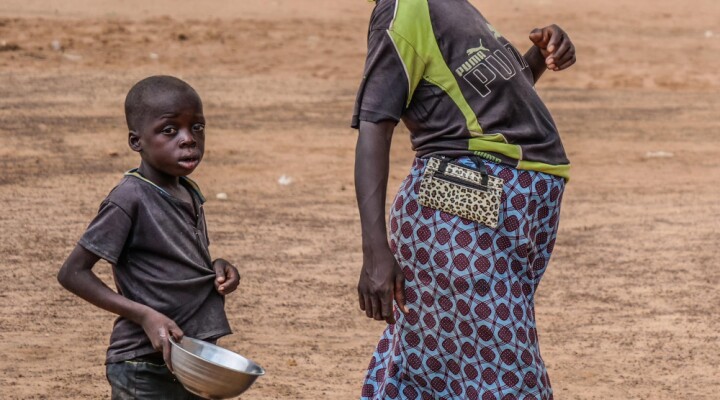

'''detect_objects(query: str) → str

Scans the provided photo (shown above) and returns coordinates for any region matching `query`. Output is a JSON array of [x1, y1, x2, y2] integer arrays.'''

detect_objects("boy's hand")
[[529, 25, 576, 71], [140, 310, 183, 371], [213, 258, 240, 295]]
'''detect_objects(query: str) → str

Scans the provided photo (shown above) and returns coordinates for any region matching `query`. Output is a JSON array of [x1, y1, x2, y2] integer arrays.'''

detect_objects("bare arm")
[[524, 24, 577, 83], [524, 45, 549, 84], [355, 120, 408, 324], [57, 245, 183, 369]]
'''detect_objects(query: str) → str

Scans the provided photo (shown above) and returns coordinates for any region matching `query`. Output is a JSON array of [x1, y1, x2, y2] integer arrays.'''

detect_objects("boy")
[[57, 75, 240, 399]]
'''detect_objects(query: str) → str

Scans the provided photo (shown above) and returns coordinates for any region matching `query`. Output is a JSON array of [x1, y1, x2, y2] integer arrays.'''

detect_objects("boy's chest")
[[127, 195, 211, 272]]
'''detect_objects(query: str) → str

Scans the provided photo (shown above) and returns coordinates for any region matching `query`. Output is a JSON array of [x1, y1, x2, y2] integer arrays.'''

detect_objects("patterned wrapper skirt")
[[361, 157, 565, 400]]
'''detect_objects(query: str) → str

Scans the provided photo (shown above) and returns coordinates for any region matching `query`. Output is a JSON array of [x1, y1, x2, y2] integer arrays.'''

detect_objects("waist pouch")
[[418, 156, 504, 228]]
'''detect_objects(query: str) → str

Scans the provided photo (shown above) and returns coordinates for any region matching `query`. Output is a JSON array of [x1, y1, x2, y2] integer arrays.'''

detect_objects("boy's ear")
[[128, 131, 142, 152]]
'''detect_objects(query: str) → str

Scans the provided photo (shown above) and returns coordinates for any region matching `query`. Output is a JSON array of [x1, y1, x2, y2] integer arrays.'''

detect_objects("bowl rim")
[[171, 336, 266, 377]]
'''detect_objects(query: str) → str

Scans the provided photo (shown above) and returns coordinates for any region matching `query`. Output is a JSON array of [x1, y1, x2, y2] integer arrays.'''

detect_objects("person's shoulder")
[[103, 175, 147, 215], [372, 0, 433, 35], [369, 0, 399, 31]]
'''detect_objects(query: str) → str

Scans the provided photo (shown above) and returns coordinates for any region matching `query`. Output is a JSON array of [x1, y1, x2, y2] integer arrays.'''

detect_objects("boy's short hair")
[[124, 75, 200, 131]]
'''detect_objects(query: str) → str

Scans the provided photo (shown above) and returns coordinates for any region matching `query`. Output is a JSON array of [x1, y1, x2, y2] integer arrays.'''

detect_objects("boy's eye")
[[192, 124, 205, 133], [161, 126, 178, 135]]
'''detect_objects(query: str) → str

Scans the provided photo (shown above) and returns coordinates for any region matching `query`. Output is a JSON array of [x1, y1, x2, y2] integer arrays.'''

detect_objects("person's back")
[[57, 75, 241, 399], [354, 0, 571, 178]]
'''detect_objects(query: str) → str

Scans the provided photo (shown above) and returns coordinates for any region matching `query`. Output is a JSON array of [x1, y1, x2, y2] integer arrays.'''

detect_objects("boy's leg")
[[107, 358, 204, 400]]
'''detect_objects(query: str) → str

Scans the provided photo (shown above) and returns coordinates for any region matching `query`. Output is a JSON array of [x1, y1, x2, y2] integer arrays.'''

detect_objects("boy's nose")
[[178, 129, 197, 147]]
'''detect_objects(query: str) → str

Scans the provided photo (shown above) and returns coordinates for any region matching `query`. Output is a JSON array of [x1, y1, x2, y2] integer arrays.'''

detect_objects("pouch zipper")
[[433, 171, 490, 191]]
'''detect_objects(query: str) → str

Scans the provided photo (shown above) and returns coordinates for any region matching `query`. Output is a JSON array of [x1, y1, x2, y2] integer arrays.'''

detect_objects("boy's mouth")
[[178, 155, 200, 170]]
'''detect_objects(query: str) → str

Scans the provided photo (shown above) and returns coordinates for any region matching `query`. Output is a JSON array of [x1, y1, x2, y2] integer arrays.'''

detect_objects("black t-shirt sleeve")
[[78, 200, 133, 265], [351, 28, 410, 128]]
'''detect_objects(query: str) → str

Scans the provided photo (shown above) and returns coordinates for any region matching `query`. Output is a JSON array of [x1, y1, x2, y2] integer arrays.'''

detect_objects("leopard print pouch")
[[418, 157, 504, 228]]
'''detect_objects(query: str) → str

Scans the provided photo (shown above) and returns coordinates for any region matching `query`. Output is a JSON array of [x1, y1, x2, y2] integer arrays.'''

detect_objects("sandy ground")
[[1, 0, 719, 398]]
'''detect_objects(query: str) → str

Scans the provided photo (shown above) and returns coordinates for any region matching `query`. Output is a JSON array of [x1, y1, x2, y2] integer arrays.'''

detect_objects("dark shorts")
[[106, 356, 203, 400]]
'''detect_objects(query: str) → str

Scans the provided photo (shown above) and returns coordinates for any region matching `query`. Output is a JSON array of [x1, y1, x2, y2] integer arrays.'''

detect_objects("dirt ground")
[[1, 0, 719, 398]]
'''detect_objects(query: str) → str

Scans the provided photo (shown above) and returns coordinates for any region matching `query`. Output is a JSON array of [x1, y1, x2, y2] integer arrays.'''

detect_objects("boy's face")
[[129, 90, 205, 179]]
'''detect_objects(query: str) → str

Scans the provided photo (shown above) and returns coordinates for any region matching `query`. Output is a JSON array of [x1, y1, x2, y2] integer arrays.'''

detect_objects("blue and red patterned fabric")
[[361, 157, 565, 400]]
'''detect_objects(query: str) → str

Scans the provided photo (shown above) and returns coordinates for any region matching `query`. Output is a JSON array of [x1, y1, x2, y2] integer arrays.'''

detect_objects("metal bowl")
[[170, 337, 265, 399]]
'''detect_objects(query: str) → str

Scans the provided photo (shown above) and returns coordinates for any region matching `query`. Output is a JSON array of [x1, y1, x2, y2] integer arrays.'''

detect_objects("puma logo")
[[456, 39, 491, 77], [466, 39, 489, 56]]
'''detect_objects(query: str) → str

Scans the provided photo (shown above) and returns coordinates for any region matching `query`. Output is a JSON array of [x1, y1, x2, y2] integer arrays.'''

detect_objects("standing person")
[[353, 0, 575, 399], [57, 75, 241, 399]]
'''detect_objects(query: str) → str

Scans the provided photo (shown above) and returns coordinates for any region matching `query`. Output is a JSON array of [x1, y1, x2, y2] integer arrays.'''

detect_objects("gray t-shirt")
[[352, 0, 570, 179], [79, 171, 231, 364]]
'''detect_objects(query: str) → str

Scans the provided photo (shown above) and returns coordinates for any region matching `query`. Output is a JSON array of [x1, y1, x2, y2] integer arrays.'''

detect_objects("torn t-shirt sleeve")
[[351, 28, 410, 128], [78, 200, 133, 265]]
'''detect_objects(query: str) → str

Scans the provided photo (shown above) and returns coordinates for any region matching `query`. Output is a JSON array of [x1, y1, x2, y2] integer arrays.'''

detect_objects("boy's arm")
[[524, 24, 576, 83], [57, 245, 183, 369]]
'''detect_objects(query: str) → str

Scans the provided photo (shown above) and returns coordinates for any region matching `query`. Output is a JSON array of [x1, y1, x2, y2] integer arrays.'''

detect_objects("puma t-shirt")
[[352, 0, 570, 179]]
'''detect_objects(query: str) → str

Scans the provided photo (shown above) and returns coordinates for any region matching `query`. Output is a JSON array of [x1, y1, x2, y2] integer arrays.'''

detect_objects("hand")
[[357, 245, 409, 324], [213, 258, 240, 295], [529, 24, 576, 71], [140, 310, 183, 371]]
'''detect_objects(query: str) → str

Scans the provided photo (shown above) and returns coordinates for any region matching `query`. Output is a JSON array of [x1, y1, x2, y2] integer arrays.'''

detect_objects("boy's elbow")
[[58, 245, 98, 290], [57, 264, 71, 289], [57, 262, 79, 290]]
